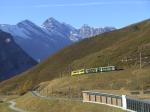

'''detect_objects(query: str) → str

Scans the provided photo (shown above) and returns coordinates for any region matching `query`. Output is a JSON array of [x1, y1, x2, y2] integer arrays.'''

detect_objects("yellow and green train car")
[[71, 69, 85, 76], [85, 68, 98, 73]]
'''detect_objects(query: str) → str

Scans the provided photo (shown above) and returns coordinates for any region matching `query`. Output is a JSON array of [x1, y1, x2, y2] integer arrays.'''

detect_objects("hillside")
[[0, 19, 150, 94], [0, 30, 37, 81], [37, 68, 150, 98]]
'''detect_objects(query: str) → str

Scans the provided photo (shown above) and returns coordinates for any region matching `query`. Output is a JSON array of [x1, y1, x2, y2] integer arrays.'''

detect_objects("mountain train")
[[71, 66, 117, 76]]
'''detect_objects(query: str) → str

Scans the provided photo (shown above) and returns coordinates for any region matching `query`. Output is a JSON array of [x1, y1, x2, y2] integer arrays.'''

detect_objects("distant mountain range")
[[0, 17, 115, 61], [0, 30, 37, 81], [0, 19, 149, 94]]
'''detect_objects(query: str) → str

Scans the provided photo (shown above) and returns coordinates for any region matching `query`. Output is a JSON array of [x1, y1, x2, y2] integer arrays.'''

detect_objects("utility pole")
[[140, 51, 142, 69], [107, 55, 110, 66], [139, 46, 144, 94], [68, 64, 72, 76]]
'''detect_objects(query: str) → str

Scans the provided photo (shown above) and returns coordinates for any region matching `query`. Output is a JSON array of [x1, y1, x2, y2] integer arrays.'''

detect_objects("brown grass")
[[0, 102, 15, 112], [15, 93, 125, 112], [38, 68, 150, 98]]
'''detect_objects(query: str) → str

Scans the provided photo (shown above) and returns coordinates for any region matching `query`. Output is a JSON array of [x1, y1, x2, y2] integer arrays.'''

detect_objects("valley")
[[0, 4, 150, 111]]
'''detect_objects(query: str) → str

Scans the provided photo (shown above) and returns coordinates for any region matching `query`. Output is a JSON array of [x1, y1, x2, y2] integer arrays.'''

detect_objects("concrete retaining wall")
[[82, 91, 150, 112]]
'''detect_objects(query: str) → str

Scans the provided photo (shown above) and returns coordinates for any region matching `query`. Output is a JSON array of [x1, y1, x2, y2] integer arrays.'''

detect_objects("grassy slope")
[[15, 92, 124, 112], [0, 102, 15, 112], [37, 67, 150, 98], [0, 19, 150, 94]]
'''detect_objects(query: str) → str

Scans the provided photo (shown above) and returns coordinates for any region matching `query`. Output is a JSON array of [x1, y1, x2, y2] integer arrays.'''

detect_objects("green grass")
[[0, 102, 15, 112], [15, 93, 125, 112], [0, 19, 150, 95]]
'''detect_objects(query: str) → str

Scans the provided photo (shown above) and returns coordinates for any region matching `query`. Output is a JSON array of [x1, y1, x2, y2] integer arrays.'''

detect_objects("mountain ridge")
[[0, 18, 115, 61]]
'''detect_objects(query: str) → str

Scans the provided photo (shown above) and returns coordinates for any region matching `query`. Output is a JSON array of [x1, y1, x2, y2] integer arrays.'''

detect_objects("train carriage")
[[71, 69, 85, 76], [85, 68, 98, 74], [98, 66, 116, 72]]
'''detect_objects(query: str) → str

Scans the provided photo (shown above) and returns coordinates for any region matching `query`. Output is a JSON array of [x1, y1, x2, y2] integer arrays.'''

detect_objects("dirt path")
[[9, 101, 27, 112]]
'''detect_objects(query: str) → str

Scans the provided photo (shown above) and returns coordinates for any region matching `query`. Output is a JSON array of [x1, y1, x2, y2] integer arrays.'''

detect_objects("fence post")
[[122, 95, 127, 110]]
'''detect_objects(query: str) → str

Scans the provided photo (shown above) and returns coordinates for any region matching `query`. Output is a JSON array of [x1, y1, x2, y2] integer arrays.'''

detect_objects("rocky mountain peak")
[[42, 17, 61, 29]]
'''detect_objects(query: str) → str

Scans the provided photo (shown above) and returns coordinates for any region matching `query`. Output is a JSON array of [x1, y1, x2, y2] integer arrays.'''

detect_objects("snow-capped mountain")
[[0, 18, 116, 61], [0, 19, 72, 61], [42, 18, 76, 37], [78, 25, 116, 39], [42, 18, 116, 42]]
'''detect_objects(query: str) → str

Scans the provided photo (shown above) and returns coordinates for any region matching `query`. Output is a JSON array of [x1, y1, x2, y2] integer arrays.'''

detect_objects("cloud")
[[33, 1, 150, 8]]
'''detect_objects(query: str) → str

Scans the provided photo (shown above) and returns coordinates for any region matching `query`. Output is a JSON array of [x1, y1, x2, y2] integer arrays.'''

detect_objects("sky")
[[0, 0, 150, 28]]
